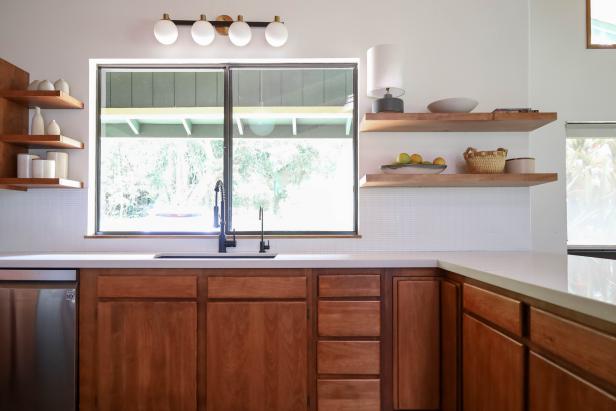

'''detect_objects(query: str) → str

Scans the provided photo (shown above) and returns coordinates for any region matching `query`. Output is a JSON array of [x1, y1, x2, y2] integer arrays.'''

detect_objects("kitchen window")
[[588, 0, 616, 48], [566, 123, 616, 248], [96, 64, 358, 235]]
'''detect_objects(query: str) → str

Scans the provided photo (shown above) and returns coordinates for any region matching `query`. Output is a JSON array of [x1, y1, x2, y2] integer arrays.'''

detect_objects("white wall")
[[0, 0, 535, 253], [529, 0, 616, 253]]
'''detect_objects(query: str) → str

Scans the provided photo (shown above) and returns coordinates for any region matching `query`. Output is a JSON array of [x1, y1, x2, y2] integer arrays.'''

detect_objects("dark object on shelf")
[[373, 89, 404, 113], [493, 108, 539, 113]]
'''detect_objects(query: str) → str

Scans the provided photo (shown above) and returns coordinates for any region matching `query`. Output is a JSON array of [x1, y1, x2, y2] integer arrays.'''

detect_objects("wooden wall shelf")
[[360, 112, 557, 132], [360, 173, 558, 188], [0, 90, 84, 109], [0, 135, 84, 149], [0, 178, 83, 191]]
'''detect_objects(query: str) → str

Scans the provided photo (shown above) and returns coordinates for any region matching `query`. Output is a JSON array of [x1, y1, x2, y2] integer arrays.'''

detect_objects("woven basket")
[[464, 147, 508, 173]]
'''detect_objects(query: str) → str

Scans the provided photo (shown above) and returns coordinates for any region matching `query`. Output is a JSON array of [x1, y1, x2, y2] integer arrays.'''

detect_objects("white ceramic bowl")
[[381, 163, 447, 175], [427, 97, 479, 113]]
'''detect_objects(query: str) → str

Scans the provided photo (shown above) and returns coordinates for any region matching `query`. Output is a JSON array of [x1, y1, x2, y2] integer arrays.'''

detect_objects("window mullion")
[[223, 65, 233, 234]]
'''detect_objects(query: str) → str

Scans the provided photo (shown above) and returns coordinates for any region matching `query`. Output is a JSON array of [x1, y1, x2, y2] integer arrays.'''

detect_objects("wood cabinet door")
[[394, 279, 440, 410], [463, 314, 524, 411], [206, 302, 308, 411], [97, 301, 198, 411], [529, 352, 616, 411], [441, 280, 460, 411]]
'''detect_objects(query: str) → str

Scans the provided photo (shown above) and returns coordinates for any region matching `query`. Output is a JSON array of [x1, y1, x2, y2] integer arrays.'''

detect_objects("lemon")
[[433, 157, 446, 166], [409, 153, 423, 164], [396, 153, 411, 164]]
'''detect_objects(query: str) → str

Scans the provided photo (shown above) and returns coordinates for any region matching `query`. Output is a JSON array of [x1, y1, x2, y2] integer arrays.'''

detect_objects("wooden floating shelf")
[[0, 178, 83, 191], [0, 134, 84, 149], [360, 112, 557, 132], [0, 90, 84, 109], [360, 173, 558, 188]]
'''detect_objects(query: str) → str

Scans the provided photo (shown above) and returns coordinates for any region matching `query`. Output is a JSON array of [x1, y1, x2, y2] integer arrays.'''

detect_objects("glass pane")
[[566, 137, 616, 245], [590, 0, 616, 46], [98, 69, 224, 233], [230, 67, 355, 232]]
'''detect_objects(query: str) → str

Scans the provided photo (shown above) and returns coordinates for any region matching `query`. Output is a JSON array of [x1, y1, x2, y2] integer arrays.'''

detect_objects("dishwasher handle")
[[0, 269, 76, 281]]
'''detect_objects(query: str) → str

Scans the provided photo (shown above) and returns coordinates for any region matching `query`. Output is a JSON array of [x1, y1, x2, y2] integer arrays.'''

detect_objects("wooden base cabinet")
[[206, 301, 308, 411], [79, 271, 200, 411], [529, 352, 616, 411], [462, 314, 524, 411], [394, 279, 440, 410], [97, 301, 198, 411]]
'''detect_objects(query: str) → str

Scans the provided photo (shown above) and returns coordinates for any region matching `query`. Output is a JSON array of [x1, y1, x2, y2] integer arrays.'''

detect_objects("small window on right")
[[588, 0, 616, 48], [566, 124, 616, 247]]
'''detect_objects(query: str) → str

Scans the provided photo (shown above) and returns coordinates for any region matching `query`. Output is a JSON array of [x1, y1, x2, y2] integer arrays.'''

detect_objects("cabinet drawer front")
[[319, 275, 381, 297], [463, 283, 522, 336], [207, 276, 306, 299], [318, 301, 381, 337], [318, 379, 380, 411], [97, 275, 197, 299], [529, 352, 616, 411], [318, 341, 380, 375], [530, 308, 616, 387]]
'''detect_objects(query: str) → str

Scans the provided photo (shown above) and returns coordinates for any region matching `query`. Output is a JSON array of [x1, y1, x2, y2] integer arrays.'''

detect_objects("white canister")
[[17, 154, 40, 178], [54, 78, 70, 95], [505, 158, 536, 174], [32, 159, 56, 178], [37, 80, 54, 91], [47, 152, 68, 178]]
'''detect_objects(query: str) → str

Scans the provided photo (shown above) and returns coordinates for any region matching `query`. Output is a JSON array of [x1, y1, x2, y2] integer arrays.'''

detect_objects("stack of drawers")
[[316, 272, 382, 411]]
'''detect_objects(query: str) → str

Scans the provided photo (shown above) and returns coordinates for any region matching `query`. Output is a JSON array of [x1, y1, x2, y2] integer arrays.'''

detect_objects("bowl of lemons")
[[381, 153, 447, 174]]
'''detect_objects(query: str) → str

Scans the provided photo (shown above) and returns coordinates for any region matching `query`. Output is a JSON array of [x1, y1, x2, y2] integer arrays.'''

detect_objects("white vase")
[[27, 80, 41, 90], [54, 78, 70, 94], [46, 120, 61, 135], [31, 107, 45, 135], [37, 80, 54, 91]]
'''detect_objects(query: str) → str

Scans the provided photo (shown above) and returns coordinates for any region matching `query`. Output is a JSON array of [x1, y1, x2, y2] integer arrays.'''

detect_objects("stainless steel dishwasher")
[[0, 269, 76, 411]]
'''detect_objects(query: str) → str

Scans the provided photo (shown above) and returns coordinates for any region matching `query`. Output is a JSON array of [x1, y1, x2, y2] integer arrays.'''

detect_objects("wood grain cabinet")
[[462, 314, 524, 411], [529, 352, 616, 411], [207, 301, 308, 411], [394, 279, 440, 410], [79, 270, 199, 411]]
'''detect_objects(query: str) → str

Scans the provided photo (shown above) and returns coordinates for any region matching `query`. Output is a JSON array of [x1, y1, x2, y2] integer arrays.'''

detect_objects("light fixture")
[[191, 14, 215, 46], [153, 13, 179, 45], [228, 15, 252, 47], [367, 44, 405, 113], [154, 14, 287, 47], [265, 16, 288, 47]]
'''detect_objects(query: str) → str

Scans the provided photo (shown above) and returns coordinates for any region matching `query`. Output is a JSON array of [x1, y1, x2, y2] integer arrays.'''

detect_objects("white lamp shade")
[[229, 20, 252, 46], [367, 44, 404, 98], [191, 19, 215, 46], [265, 21, 288, 47], [154, 17, 178, 45]]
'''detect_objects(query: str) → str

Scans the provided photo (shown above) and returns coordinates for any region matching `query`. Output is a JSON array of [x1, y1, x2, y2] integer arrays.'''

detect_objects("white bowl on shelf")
[[381, 163, 447, 175], [427, 97, 478, 113]]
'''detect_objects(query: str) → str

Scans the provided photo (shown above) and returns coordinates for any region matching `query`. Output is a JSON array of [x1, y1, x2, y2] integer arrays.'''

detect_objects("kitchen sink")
[[154, 252, 277, 259]]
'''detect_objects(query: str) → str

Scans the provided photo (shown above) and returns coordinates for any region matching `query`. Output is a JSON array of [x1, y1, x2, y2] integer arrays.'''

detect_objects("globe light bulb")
[[228, 15, 252, 47], [265, 16, 288, 47], [153, 13, 178, 45], [191, 15, 215, 46]]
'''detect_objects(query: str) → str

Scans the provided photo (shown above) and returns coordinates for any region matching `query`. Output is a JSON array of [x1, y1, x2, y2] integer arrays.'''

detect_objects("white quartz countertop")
[[0, 251, 614, 324]]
